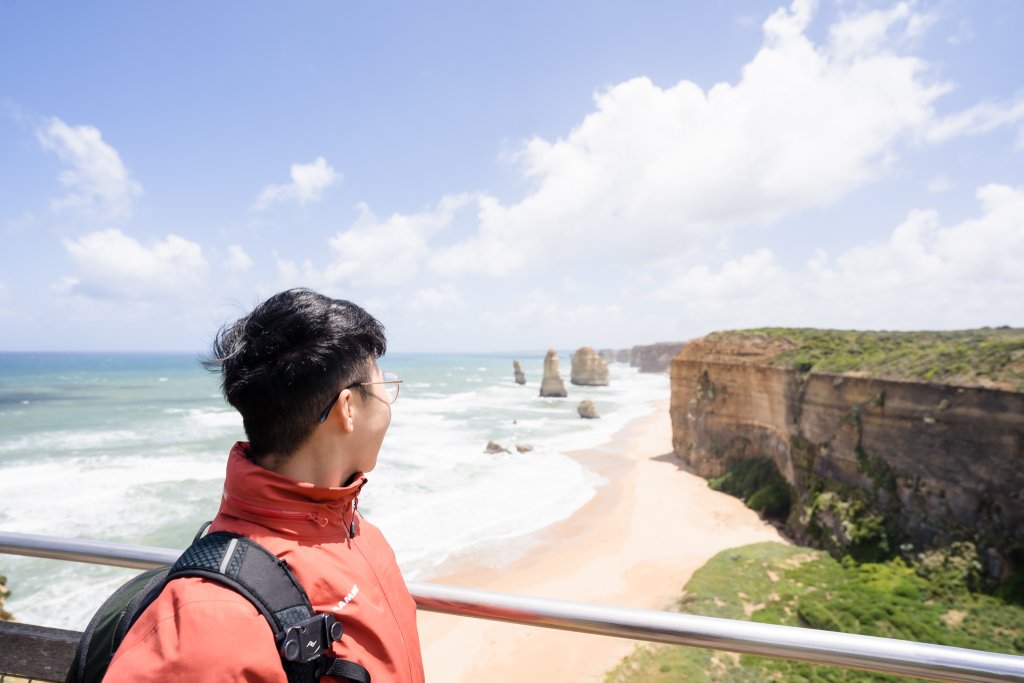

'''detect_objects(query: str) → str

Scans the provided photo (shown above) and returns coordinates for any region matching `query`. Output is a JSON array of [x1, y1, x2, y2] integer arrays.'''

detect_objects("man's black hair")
[[204, 288, 386, 461]]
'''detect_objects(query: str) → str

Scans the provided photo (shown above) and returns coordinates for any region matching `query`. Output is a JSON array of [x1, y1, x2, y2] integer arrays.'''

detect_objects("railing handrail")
[[1, 530, 1022, 683]]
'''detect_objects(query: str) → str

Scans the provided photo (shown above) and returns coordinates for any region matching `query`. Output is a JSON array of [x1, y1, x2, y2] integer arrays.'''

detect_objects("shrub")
[[747, 484, 792, 519], [709, 458, 793, 521]]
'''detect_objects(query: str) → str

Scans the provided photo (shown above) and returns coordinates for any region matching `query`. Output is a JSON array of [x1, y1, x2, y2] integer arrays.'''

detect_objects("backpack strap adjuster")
[[277, 612, 344, 663]]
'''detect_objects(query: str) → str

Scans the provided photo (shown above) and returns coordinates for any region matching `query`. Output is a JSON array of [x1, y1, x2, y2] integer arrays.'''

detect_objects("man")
[[106, 288, 425, 682]]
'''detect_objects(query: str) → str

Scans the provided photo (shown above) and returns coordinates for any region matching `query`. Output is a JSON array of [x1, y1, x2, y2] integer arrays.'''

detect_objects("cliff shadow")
[[651, 451, 701, 475], [652, 451, 799, 543]]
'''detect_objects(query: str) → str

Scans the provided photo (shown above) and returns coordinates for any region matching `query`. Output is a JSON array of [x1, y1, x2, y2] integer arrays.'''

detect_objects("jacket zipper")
[[222, 492, 331, 528], [349, 498, 358, 538]]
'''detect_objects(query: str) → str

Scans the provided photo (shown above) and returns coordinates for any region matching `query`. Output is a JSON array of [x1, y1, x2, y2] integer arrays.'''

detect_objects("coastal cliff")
[[670, 329, 1024, 573], [630, 342, 685, 373]]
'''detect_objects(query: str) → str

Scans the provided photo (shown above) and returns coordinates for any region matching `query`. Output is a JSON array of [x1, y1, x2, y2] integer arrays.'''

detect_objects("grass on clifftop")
[[712, 327, 1024, 390], [605, 542, 1024, 683]]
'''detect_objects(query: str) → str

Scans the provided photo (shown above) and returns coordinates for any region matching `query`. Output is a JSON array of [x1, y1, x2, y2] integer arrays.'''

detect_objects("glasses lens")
[[383, 372, 400, 403]]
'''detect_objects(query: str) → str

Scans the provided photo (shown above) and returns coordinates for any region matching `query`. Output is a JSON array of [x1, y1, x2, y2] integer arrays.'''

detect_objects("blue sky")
[[1, 0, 1022, 352]]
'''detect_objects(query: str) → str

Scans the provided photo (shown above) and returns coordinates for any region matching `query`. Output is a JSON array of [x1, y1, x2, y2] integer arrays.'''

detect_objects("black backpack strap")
[[171, 532, 314, 631], [323, 658, 373, 683], [169, 532, 371, 683]]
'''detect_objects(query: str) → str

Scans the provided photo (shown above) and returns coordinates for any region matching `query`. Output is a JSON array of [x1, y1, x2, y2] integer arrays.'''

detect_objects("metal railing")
[[2, 530, 1023, 683]]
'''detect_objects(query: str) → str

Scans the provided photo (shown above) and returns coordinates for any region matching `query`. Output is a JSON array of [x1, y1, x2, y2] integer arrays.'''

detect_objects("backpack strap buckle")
[[277, 613, 344, 663]]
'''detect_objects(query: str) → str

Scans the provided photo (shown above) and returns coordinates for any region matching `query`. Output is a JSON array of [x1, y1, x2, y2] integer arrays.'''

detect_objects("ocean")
[[0, 351, 668, 629]]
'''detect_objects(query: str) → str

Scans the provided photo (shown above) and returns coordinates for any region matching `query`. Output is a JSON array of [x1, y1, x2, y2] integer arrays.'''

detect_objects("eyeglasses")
[[317, 371, 402, 423]]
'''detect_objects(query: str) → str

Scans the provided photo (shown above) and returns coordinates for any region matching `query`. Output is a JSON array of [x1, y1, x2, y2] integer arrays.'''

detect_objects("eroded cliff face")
[[630, 342, 686, 373], [671, 338, 1024, 567]]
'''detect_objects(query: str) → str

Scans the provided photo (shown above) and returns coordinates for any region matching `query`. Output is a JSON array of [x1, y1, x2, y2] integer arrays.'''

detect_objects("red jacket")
[[106, 443, 425, 682]]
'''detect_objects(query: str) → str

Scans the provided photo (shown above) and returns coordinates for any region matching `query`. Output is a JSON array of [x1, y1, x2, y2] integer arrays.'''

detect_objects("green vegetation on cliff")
[[713, 327, 1024, 390], [606, 543, 1024, 683], [709, 459, 792, 521], [711, 455, 899, 564]]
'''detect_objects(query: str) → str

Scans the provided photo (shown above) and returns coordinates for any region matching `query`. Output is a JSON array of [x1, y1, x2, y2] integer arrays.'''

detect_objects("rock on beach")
[[577, 400, 600, 419]]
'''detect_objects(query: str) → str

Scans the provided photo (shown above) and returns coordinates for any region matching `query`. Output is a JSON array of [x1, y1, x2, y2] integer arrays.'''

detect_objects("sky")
[[1, 0, 1022, 352]]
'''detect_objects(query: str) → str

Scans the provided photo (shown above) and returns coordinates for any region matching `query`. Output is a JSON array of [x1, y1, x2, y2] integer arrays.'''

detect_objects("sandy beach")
[[417, 400, 788, 682]]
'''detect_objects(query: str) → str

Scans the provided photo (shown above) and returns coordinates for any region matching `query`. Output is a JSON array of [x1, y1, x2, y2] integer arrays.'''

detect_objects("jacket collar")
[[218, 442, 366, 539]]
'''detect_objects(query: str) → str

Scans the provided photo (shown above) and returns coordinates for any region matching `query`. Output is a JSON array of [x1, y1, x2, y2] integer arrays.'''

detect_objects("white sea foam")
[[0, 354, 668, 629], [0, 429, 144, 454], [374, 447, 602, 579], [0, 453, 226, 539], [164, 407, 242, 431], [5, 560, 142, 630]]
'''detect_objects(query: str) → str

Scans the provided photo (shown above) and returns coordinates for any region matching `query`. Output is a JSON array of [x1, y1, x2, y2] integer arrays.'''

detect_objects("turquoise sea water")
[[0, 351, 668, 628]]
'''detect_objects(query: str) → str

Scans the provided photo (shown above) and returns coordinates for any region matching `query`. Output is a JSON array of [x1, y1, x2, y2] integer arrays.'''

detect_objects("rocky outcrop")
[[631, 342, 686, 373], [616, 349, 631, 362], [515, 443, 534, 453], [671, 334, 1024, 571], [513, 359, 526, 385], [571, 347, 609, 386], [577, 400, 599, 419], [539, 349, 568, 397], [485, 441, 510, 454], [598, 349, 616, 363], [1, 574, 12, 621]]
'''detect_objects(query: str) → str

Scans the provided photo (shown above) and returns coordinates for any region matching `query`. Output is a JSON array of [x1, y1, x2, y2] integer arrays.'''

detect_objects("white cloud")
[[927, 175, 952, 194], [407, 284, 464, 313], [809, 183, 1024, 326], [736, 13, 759, 29], [653, 248, 793, 303], [827, 2, 930, 61], [560, 275, 582, 293], [945, 18, 974, 47], [320, 194, 473, 288], [428, 0, 1012, 277], [36, 117, 141, 222], [4, 210, 37, 233], [253, 157, 341, 210], [477, 289, 618, 344], [650, 183, 1024, 330], [61, 229, 207, 299], [51, 276, 79, 295], [224, 244, 254, 272], [238, 0, 1023, 350], [926, 98, 1024, 143]]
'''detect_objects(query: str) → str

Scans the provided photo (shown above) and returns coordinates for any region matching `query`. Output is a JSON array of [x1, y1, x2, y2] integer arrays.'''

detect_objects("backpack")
[[67, 527, 371, 683]]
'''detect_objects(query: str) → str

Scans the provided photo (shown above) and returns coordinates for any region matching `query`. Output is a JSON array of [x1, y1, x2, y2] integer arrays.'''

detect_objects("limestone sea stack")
[[513, 359, 526, 385], [577, 400, 599, 419], [571, 347, 609, 386], [539, 349, 568, 397]]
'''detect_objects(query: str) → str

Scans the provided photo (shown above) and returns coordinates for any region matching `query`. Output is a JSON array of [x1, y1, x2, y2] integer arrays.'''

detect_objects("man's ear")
[[337, 388, 357, 433]]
